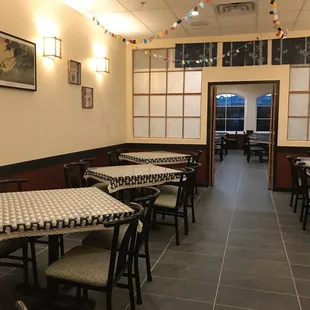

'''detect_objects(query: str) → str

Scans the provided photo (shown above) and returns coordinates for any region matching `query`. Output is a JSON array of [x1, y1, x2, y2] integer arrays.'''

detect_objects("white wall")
[[217, 84, 273, 132], [0, 0, 126, 166]]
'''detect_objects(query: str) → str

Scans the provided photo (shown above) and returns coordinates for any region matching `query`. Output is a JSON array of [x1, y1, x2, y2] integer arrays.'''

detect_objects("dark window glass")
[[216, 107, 225, 118], [226, 119, 244, 131], [257, 94, 271, 106], [257, 107, 270, 118], [257, 119, 270, 132], [216, 119, 225, 131], [227, 107, 244, 118]]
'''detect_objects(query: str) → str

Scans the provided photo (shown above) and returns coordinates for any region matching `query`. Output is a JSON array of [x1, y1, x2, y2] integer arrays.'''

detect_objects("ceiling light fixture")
[[192, 6, 199, 16]]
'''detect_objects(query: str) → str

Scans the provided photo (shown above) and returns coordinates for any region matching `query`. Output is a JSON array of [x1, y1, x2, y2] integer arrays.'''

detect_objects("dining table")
[[0, 187, 133, 266], [118, 151, 191, 165], [84, 164, 182, 193]]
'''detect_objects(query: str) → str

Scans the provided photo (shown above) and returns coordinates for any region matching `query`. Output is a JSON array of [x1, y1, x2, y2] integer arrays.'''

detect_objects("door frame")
[[206, 80, 280, 189]]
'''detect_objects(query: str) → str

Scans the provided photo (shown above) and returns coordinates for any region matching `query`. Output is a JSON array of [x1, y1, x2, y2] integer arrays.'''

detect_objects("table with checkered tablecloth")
[[84, 164, 182, 193], [0, 187, 133, 241], [119, 151, 191, 165]]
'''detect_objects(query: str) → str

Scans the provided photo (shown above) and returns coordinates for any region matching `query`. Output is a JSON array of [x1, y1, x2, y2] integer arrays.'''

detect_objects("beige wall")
[[217, 84, 273, 132], [126, 30, 310, 146], [0, 0, 126, 166]]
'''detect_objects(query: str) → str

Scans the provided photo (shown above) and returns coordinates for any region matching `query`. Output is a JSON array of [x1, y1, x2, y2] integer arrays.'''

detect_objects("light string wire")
[[91, 0, 287, 64]]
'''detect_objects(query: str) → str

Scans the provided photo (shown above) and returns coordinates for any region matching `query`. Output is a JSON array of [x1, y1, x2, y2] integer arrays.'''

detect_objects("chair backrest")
[[133, 187, 160, 250], [108, 151, 121, 166], [287, 155, 301, 189], [104, 203, 144, 287], [117, 148, 129, 153], [192, 150, 202, 163], [296, 162, 308, 201], [80, 157, 96, 169], [63, 162, 86, 188], [15, 301, 28, 310], [0, 179, 27, 193]]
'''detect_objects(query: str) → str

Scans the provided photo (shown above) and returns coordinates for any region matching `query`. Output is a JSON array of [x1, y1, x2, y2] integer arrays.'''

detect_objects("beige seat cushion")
[[92, 183, 109, 193], [82, 225, 128, 249], [45, 246, 111, 287], [154, 185, 178, 209]]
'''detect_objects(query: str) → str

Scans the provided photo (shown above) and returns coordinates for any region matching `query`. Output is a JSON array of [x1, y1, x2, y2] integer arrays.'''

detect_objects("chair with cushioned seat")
[[153, 168, 195, 246], [188, 162, 201, 223], [0, 179, 38, 287], [82, 187, 160, 305], [287, 155, 303, 213], [45, 203, 144, 310]]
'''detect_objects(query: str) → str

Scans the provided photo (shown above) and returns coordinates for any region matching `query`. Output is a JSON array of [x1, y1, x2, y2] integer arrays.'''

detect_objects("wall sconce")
[[43, 37, 62, 59], [96, 57, 109, 74]]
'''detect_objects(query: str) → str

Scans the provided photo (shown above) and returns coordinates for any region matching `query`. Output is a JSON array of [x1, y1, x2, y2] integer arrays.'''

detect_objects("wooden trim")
[[134, 93, 202, 96], [289, 91, 310, 94]]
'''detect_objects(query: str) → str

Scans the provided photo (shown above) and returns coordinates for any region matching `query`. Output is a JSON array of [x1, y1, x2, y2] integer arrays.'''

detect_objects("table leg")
[[47, 235, 60, 294]]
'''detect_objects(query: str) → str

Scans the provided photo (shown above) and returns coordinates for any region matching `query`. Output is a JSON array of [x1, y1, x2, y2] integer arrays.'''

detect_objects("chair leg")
[[59, 235, 65, 256], [106, 290, 113, 310], [184, 205, 189, 236], [22, 244, 29, 287], [174, 214, 180, 246], [144, 241, 152, 282], [30, 238, 38, 287], [294, 194, 299, 213], [302, 204, 309, 230], [300, 201, 305, 222], [134, 256, 142, 305], [290, 192, 294, 207], [128, 263, 136, 310], [191, 195, 196, 223], [195, 185, 198, 195]]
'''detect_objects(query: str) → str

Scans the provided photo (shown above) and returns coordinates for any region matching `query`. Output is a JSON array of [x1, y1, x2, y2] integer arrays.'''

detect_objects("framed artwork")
[[82, 86, 93, 109], [68, 60, 81, 85], [0, 31, 36, 91]]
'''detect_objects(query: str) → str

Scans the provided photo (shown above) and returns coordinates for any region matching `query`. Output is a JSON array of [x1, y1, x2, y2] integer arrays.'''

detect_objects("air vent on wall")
[[216, 2, 255, 15]]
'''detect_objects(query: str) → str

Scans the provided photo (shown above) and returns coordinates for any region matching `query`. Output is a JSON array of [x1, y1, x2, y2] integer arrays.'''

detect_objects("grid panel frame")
[[133, 48, 202, 139], [288, 66, 310, 141]]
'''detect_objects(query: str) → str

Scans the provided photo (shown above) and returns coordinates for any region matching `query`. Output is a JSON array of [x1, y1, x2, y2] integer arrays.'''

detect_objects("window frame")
[[215, 93, 245, 133], [256, 93, 271, 133]]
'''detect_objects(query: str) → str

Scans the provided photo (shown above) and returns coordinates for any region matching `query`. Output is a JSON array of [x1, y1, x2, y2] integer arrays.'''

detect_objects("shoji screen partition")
[[133, 49, 202, 139], [288, 67, 310, 140]]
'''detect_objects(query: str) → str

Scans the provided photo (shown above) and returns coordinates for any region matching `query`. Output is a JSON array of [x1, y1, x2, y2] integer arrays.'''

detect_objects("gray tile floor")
[[1, 150, 310, 309]]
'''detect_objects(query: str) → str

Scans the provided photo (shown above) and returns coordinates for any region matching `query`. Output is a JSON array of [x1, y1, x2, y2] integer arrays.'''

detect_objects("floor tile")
[[283, 233, 310, 244], [139, 294, 213, 310], [295, 278, 310, 297], [223, 257, 291, 278], [229, 230, 281, 242], [141, 276, 217, 303], [300, 297, 310, 310], [160, 249, 223, 268], [227, 236, 284, 251], [216, 286, 300, 310], [220, 270, 296, 294], [168, 241, 225, 256], [286, 242, 310, 254], [291, 264, 310, 280], [152, 262, 220, 283], [223, 247, 287, 263], [288, 252, 310, 266]]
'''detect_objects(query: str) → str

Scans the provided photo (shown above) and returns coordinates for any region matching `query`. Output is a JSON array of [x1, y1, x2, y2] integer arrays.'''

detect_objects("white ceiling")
[[62, 0, 310, 38]]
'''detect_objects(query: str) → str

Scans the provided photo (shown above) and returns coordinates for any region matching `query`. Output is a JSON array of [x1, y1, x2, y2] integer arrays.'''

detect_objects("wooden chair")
[[15, 301, 28, 310], [45, 203, 144, 310], [82, 187, 160, 305], [108, 151, 121, 166], [287, 156, 303, 213], [153, 168, 195, 246], [64, 162, 87, 188], [0, 179, 38, 287], [192, 150, 202, 194], [188, 162, 202, 223], [215, 137, 224, 162], [246, 136, 264, 163], [80, 157, 96, 168], [296, 163, 310, 230]]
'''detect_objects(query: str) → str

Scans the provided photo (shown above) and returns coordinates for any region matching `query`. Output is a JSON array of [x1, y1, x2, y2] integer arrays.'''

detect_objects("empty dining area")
[[3, 0, 310, 309]]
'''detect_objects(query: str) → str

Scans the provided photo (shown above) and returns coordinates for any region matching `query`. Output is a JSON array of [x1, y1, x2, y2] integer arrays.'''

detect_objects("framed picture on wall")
[[0, 31, 36, 91], [68, 60, 81, 85], [82, 86, 93, 109]]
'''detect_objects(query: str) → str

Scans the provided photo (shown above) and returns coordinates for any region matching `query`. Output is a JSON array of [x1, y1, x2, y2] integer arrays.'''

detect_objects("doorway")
[[207, 81, 280, 190]]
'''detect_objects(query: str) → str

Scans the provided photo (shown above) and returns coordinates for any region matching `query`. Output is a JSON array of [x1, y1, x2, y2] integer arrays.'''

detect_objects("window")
[[288, 67, 310, 140], [216, 94, 245, 132], [256, 94, 271, 132], [133, 49, 202, 139]]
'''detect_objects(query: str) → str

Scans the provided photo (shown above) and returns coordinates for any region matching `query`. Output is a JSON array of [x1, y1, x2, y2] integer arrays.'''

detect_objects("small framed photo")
[[68, 60, 81, 85], [82, 86, 93, 109]]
